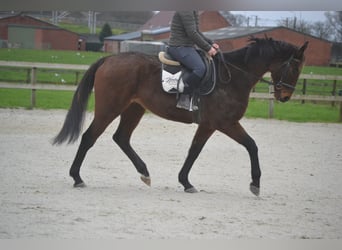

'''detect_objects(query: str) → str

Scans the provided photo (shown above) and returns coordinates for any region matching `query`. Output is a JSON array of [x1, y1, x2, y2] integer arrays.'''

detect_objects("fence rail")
[[1, 61, 342, 121], [0, 60, 89, 70]]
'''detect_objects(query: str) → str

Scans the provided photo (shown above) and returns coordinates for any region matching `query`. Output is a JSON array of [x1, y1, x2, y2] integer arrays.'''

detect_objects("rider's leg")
[[167, 46, 206, 93]]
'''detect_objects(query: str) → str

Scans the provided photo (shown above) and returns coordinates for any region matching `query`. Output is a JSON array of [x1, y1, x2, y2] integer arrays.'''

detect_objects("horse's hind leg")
[[112, 103, 151, 186], [179, 125, 215, 193], [69, 113, 120, 187]]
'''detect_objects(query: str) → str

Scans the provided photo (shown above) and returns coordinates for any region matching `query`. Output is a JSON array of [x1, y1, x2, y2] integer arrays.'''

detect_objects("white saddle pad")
[[161, 70, 184, 93]]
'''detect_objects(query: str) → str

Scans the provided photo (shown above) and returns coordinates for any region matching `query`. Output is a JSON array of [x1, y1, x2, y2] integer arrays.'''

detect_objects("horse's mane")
[[222, 36, 299, 65], [244, 36, 298, 64]]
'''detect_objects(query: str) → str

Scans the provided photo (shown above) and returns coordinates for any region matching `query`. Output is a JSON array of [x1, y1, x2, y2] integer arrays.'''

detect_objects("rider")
[[167, 11, 220, 94]]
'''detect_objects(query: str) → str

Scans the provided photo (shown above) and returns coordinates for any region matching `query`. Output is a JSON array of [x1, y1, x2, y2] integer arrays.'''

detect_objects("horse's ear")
[[264, 34, 273, 43], [296, 41, 309, 58]]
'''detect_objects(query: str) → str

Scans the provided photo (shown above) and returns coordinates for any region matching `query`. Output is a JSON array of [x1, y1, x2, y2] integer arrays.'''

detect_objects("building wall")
[[1, 15, 84, 51], [0, 15, 54, 40], [150, 32, 169, 41], [8, 26, 35, 48], [36, 28, 80, 50], [104, 40, 120, 54], [120, 40, 165, 55], [215, 28, 332, 66]]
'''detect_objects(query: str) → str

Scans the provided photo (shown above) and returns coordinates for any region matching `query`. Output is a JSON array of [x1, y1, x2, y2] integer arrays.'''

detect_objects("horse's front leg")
[[179, 125, 215, 193], [219, 122, 261, 196]]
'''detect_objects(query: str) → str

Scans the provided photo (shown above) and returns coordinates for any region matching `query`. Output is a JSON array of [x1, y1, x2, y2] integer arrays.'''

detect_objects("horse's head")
[[269, 41, 308, 102]]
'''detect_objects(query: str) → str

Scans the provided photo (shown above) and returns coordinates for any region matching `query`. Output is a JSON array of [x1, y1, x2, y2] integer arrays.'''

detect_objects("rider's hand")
[[212, 43, 220, 50], [208, 47, 218, 57]]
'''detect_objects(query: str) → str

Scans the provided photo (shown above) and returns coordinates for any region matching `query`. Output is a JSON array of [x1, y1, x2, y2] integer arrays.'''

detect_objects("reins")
[[216, 50, 232, 84], [216, 50, 297, 91]]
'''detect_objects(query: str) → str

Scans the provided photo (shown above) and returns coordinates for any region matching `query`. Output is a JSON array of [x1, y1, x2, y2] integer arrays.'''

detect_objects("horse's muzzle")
[[279, 96, 290, 103]]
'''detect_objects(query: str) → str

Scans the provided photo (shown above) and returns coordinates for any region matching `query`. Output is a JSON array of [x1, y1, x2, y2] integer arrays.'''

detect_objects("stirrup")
[[189, 95, 198, 111], [176, 94, 198, 111], [176, 94, 191, 110]]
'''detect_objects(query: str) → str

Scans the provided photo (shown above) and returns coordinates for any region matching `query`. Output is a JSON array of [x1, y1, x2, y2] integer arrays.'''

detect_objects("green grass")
[[274, 101, 340, 122], [0, 88, 340, 123], [0, 88, 94, 110], [253, 79, 342, 96], [0, 67, 82, 85], [0, 89, 32, 108], [0, 48, 110, 64], [58, 23, 125, 35], [302, 66, 342, 75], [58, 23, 94, 34], [0, 48, 111, 84], [253, 66, 342, 95], [246, 99, 340, 123]]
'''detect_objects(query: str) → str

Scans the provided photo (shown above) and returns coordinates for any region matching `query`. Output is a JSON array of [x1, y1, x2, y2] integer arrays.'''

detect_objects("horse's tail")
[[52, 57, 107, 145]]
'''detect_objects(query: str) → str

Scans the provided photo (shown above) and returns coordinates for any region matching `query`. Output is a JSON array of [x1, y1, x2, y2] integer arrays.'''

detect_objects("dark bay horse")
[[53, 37, 308, 196]]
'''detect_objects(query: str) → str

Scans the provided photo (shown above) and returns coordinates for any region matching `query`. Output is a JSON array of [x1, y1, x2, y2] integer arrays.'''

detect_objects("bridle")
[[262, 54, 300, 91], [217, 50, 300, 91]]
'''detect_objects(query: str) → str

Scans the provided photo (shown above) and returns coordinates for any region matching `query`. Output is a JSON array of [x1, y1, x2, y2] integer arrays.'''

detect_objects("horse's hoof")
[[185, 187, 198, 193], [140, 175, 151, 186], [74, 182, 86, 188], [249, 183, 260, 196]]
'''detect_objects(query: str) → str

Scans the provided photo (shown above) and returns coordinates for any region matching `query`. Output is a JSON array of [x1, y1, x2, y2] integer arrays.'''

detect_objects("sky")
[[231, 11, 327, 26]]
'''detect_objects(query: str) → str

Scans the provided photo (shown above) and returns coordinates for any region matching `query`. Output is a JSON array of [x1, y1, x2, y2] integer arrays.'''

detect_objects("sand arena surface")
[[0, 108, 341, 239]]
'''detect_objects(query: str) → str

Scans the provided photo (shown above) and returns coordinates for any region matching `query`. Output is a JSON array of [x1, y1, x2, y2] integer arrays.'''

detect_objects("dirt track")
[[0, 108, 341, 239]]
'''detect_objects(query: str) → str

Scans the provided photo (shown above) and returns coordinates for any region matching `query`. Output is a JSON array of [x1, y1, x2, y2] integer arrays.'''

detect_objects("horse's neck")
[[225, 48, 269, 70], [223, 53, 269, 91], [247, 62, 269, 82]]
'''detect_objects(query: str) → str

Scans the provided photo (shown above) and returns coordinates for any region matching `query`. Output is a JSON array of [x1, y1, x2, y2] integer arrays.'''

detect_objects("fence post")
[[340, 102, 342, 122], [75, 71, 79, 85], [268, 85, 274, 118], [332, 80, 337, 107], [30, 67, 37, 109], [302, 78, 307, 104]]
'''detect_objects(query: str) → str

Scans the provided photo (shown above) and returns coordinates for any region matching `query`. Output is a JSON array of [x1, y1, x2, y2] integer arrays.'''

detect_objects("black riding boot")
[[181, 72, 202, 95], [177, 72, 201, 111]]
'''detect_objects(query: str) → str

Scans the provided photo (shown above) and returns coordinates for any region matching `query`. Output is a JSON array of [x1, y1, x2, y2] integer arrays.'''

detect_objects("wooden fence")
[[1, 61, 342, 121]]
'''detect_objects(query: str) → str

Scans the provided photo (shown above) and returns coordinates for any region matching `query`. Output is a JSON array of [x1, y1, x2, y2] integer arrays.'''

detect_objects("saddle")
[[158, 49, 217, 111]]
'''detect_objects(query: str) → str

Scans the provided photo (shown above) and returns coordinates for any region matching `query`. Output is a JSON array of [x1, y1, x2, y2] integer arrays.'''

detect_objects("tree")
[[277, 17, 335, 40], [325, 11, 342, 42], [99, 23, 112, 43], [310, 21, 333, 40], [277, 17, 312, 33], [295, 19, 312, 34], [220, 11, 247, 27]]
